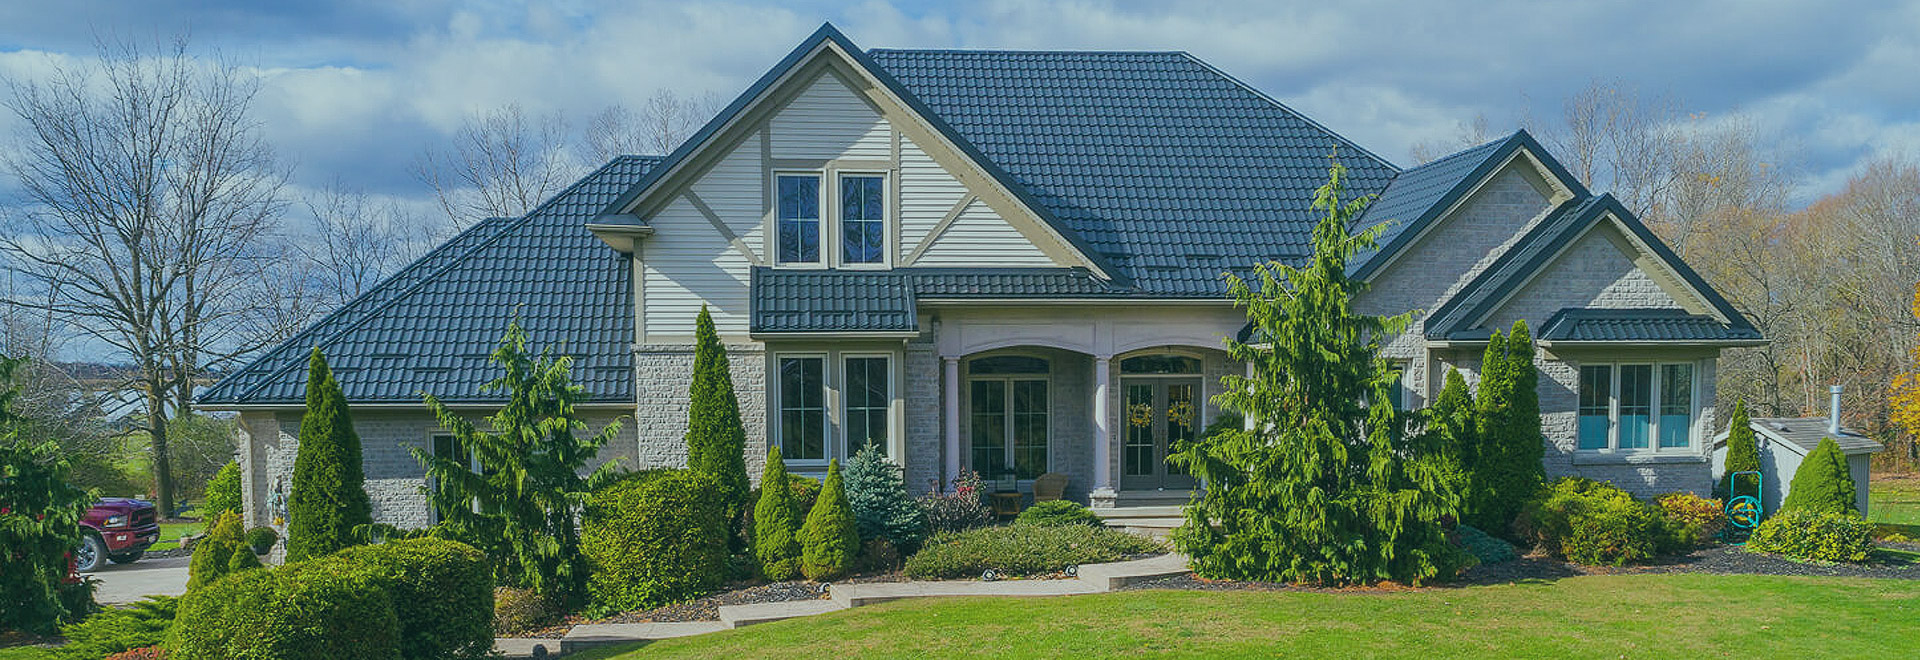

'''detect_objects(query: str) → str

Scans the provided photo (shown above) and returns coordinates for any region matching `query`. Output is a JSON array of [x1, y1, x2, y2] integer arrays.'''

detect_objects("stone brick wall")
[[904, 335, 942, 495], [1481, 227, 1679, 331], [632, 343, 768, 481]]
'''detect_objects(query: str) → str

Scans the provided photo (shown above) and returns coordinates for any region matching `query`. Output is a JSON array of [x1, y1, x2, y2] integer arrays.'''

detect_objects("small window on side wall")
[[840, 174, 885, 265], [777, 174, 821, 264]]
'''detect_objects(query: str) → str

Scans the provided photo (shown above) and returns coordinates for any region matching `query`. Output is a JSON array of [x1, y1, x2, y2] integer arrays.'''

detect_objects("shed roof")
[[1717, 417, 1885, 455]]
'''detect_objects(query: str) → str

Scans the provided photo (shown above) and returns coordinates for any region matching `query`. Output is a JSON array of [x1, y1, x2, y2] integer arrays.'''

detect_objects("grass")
[[597, 574, 1919, 658], [1871, 474, 1920, 526], [145, 520, 205, 552]]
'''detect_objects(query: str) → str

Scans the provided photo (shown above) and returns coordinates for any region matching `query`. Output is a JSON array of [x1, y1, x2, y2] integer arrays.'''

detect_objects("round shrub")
[[800, 459, 859, 581], [245, 526, 278, 555], [332, 539, 493, 660], [1454, 525, 1518, 565], [1515, 477, 1666, 565], [187, 511, 248, 591], [167, 556, 400, 660], [1654, 492, 1725, 551], [1015, 500, 1104, 528], [904, 525, 1163, 580], [493, 587, 557, 637], [1748, 509, 1875, 563], [1780, 436, 1858, 515], [582, 469, 730, 612]]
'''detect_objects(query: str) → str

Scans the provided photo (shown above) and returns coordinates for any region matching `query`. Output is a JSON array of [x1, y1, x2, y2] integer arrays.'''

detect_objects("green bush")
[[799, 459, 859, 581], [852, 538, 902, 574], [905, 524, 1163, 580], [582, 469, 730, 612], [1454, 525, 1517, 565], [844, 446, 929, 552], [1465, 323, 1545, 537], [1748, 509, 1875, 563], [684, 306, 750, 546], [0, 431, 95, 635], [203, 461, 242, 520], [1015, 500, 1104, 528], [332, 539, 494, 660], [167, 556, 400, 660], [1515, 477, 1665, 566], [52, 596, 176, 660], [753, 449, 803, 581], [188, 511, 253, 591], [285, 349, 372, 562], [245, 526, 278, 554], [1655, 492, 1726, 551], [1718, 400, 1760, 499], [740, 474, 818, 549], [1780, 436, 1858, 515], [920, 471, 993, 534], [492, 587, 557, 637]]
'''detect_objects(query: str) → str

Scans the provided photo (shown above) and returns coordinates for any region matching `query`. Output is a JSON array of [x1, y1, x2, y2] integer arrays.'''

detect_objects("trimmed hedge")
[[583, 469, 730, 611], [1655, 492, 1726, 551], [188, 511, 254, 591], [905, 524, 1162, 580], [1015, 501, 1104, 528], [799, 459, 858, 581], [1516, 477, 1665, 566], [168, 556, 401, 660], [1748, 509, 1875, 563], [333, 539, 494, 660]]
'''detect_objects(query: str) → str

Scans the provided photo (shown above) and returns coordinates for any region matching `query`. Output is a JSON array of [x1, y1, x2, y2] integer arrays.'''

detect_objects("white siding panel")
[[897, 134, 968, 257], [915, 199, 1057, 267], [689, 130, 765, 248], [769, 74, 890, 161], [644, 197, 751, 335]]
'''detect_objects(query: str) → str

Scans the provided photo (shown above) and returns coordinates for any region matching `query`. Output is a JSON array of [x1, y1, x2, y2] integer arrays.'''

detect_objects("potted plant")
[[245, 525, 279, 555]]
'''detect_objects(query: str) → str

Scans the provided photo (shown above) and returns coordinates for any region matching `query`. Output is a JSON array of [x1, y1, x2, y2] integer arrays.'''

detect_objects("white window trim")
[[773, 352, 831, 466], [773, 171, 825, 268], [841, 353, 894, 459], [1577, 360, 1701, 454], [836, 171, 892, 270]]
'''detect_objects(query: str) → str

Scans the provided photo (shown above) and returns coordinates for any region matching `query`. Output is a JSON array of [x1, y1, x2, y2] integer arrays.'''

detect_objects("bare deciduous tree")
[[0, 36, 291, 513], [297, 183, 438, 309], [578, 90, 722, 164], [417, 103, 574, 228]]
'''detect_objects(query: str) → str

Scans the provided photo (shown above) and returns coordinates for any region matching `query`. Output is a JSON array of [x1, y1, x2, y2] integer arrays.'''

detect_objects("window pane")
[[969, 355, 1049, 375], [841, 175, 884, 264], [780, 357, 824, 459], [777, 175, 820, 264], [1660, 364, 1693, 448], [845, 357, 889, 455], [1165, 384, 1196, 476], [1012, 380, 1049, 479], [1119, 355, 1201, 374], [1124, 384, 1154, 476], [1619, 365, 1653, 449], [1578, 365, 1611, 450], [970, 380, 1006, 476]]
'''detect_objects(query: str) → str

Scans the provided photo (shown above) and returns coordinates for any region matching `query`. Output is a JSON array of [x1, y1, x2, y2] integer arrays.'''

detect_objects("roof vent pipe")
[[1829, 385, 1844, 436]]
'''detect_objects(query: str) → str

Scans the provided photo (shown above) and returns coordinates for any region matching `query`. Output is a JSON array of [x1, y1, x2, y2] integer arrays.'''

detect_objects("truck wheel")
[[109, 551, 145, 565], [75, 533, 106, 572]]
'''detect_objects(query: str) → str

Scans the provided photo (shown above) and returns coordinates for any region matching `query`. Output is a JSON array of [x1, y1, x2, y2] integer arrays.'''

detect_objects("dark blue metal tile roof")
[[866, 48, 1400, 296], [1538, 308, 1763, 343], [751, 267, 1118, 333], [199, 156, 662, 405]]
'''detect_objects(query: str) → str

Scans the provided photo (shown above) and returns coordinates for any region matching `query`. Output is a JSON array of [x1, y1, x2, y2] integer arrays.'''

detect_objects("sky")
[[1, 0, 1917, 211]]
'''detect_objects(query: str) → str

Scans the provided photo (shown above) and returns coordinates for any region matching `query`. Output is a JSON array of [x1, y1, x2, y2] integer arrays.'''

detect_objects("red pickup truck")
[[75, 497, 161, 572]]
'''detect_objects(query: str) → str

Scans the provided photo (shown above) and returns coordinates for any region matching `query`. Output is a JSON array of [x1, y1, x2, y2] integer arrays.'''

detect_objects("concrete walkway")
[[499, 554, 1190, 657], [88, 556, 190, 605]]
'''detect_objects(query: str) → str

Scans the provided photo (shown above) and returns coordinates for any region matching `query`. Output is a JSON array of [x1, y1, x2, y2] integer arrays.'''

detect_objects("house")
[[197, 24, 1765, 529], [1711, 387, 1882, 515]]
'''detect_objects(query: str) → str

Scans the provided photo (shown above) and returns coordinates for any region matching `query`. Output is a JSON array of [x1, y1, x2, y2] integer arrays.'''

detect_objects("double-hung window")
[[840, 175, 885, 265], [778, 356, 826, 460], [968, 356, 1050, 479], [1577, 362, 1697, 452], [843, 356, 890, 456], [777, 174, 821, 264]]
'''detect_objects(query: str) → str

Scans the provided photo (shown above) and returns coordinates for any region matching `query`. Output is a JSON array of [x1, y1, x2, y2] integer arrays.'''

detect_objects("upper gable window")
[[777, 174, 821, 264], [841, 174, 885, 265]]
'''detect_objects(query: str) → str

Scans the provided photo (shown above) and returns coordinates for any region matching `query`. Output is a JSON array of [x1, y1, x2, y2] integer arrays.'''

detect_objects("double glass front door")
[[1121, 377, 1200, 491]]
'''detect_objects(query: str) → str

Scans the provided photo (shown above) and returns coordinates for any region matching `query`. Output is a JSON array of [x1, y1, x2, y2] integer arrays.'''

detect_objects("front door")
[[1120, 377, 1200, 491]]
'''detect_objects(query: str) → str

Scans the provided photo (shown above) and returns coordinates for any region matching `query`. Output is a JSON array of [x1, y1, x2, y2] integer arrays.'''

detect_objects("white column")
[[1092, 355, 1114, 495], [943, 356, 961, 492]]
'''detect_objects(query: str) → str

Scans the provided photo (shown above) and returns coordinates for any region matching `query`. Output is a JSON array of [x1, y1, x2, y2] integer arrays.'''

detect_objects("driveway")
[[87, 556, 189, 604]]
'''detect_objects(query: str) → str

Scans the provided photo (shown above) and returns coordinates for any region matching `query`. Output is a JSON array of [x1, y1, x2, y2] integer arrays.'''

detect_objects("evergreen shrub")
[[1654, 492, 1726, 551], [167, 557, 400, 660], [904, 525, 1161, 580], [1748, 509, 1875, 562], [202, 461, 242, 519], [582, 469, 729, 612], [1453, 525, 1518, 565], [1780, 436, 1858, 515], [1015, 500, 1104, 528], [799, 459, 858, 581], [843, 446, 929, 551], [1516, 477, 1665, 566], [753, 449, 803, 580], [333, 538, 494, 660], [684, 306, 750, 542], [285, 349, 372, 562], [52, 595, 176, 660], [1718, 400, 1761, 499]]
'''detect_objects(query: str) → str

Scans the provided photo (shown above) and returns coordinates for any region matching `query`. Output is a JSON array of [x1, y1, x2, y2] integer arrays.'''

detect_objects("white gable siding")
[[691, 130, 766, 252], [768, 74, 891, 160], [913, 199, 1057, 266], [643, 195, 751, 336], [1481, 223, 1682, 331], [897, 134, 968, 256]]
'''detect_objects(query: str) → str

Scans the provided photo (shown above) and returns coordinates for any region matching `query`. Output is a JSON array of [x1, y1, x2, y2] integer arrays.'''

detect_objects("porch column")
[[1092, 354, 1114, 495], [943, 356, 961, 492]]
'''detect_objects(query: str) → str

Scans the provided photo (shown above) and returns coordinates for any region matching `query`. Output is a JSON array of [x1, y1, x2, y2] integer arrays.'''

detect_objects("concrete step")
[[1093, 505, 1186, 520], [717, 600, 846, 628], [1075, 553, 1191, 590], [831, 579, 1102, 608], [564, 621, 728, 643]]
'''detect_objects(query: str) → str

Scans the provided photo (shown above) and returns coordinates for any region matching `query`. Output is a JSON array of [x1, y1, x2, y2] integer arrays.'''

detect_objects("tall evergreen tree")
[[685, 305, 750, 541], [1429, 368, 1476, 494], [1464, 321, 1544, 535], [1780, 436, 1858, 515], [285, 349, 371, 562], [1719, 400, 1761, 499], [1170, 161, 1466, 585]]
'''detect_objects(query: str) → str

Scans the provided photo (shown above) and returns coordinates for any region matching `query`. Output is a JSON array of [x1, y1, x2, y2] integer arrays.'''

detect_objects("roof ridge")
[[205, 156, 650, 405], [868, 47, 1192, 56], [1175, 52, 1399, 174]]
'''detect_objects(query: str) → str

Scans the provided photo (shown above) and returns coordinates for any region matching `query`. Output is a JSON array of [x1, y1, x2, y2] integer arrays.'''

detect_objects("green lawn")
[[593, 574, 1918, 658], [1872, 475, 1920, 526], [146, 520, 204, 552]]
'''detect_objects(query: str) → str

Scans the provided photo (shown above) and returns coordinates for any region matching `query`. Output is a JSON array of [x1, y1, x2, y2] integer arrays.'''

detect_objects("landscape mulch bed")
[[1122, 541, 1920, 593]]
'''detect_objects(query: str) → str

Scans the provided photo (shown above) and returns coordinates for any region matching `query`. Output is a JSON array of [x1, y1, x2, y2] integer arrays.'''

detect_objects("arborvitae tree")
[[414, 319, 624, 610], [1780, 436, 1858, 515], [188, 511, 251, 590], [1466, 321, 1544, 535], [843, 445, 929, 552], [799, 459, 858, 581], [1719, 400, 1761, 499], [285, 349, 372, 562], [753, 448, 802, 580], [1429, 368, 1476, 493], [1169, 162, 1466, 585], [202, 460, 242, 519], [685, 305, 750, 546]]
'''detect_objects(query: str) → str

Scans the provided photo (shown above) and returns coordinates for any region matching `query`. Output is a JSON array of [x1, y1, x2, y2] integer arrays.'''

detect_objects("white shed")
[[1711, 415, 1883, 516]]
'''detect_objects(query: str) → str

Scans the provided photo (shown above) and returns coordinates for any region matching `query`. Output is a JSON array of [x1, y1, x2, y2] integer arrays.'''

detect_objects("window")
[[969, 356, 1050, 479], [840, 175, 885, 264], [1120, 355, 1201, 375], [778, 356, 825, 460], [777, 175, 820, 264], [844, 356, 889, 456], [1577, 361, 1697, 452], [428, 433, 474, 523]]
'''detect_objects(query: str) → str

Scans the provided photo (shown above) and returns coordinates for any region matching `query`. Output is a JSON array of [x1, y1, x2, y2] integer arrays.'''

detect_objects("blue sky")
[[1, 0, 1916, 209]]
